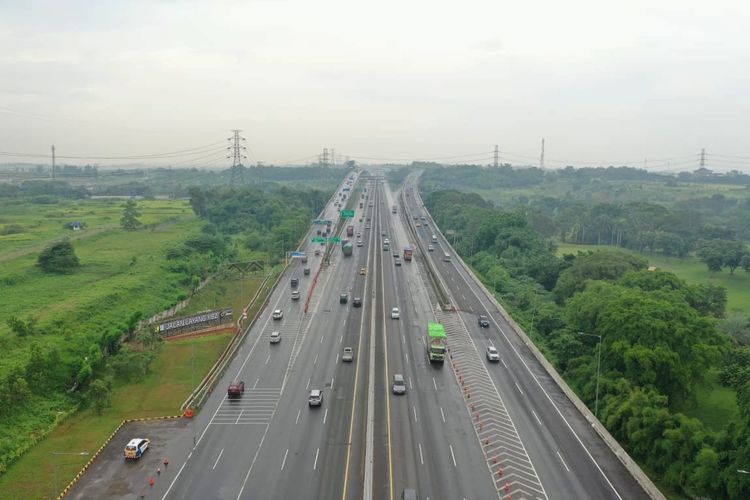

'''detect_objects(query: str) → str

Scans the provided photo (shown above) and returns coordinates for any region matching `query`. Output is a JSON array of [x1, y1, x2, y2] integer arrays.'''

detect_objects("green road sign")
[[341, 210, 355, 218], [312, 237, 326, 243], [330, 237, 341, 243]]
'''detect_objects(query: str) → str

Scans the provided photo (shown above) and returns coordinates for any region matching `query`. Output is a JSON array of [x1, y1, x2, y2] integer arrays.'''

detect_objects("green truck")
[[342, 240, 353, 256], [427, 323, 447, 363]]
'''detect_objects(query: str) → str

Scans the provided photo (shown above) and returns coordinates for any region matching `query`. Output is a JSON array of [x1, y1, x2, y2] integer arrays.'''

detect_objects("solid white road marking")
[[449, 444, 457, 467], [409, 377, 413, 389], [296, 409, 301, 425], [314, 447, 320, 470], [320, 335, 324, 344], [212, 449, 224, 470], [336, 353, 339, 364], [413, 405, 418, 422], [405, 351, 409, 364], [253, 378, 259, 389], [557, 451, 571, 472], [340, 334, 343, 343], [306, 377, 311, 390], [440, 407, 446, 423], [265, 354, 270, 365], [281, 448, 289, 471], [331, 377, 335, 390], [433, 377, 438, 391], [324, 408, 329, 424], [515, 382, 524, 395], [418, 443, 424, 465], [314, 353, 318, 365], [501, 359, 508, 369], [532, 409, 542, 426]]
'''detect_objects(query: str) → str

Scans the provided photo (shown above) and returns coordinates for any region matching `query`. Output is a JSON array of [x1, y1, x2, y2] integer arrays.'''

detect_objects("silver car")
[[486, 346, 499, 362]]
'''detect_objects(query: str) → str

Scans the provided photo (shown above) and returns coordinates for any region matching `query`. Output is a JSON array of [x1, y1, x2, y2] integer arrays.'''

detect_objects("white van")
[[443, 252, 451, 262], [431, 235, 437, 243]]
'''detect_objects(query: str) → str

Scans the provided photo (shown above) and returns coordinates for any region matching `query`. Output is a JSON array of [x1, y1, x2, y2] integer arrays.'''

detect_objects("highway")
[[151, 170, 652, 500]]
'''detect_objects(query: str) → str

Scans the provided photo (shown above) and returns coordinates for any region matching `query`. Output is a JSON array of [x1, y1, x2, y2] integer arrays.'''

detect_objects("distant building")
[[647, 266, 657, 272], [693, 167, 714, 177], [69, 221, 84, 231]]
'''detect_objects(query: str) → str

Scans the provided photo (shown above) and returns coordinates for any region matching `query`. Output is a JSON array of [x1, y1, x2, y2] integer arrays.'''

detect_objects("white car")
[[428, 245, 434, 252], [486, 346, 499, 362], [272, 309, 283, 320], [357, 240, 363, 247], [270, 331, 281, 344], [291, 290, 300, 301], [391, 307, 400, 319]]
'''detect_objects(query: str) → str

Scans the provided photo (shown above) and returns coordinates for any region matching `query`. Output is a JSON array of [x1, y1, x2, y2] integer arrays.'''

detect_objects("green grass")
[[555, 242, 750, 315], [0, 333, 233, 500], [681, 370, 739, 432]]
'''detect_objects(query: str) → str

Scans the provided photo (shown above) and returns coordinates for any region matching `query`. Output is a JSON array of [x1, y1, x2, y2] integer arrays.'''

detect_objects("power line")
[[0, 141, 227, 161]]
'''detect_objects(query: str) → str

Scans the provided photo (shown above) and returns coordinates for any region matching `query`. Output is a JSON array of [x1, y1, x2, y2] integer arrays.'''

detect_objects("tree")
[[742, 254, 750, 274], [188, 187, 207, 217], [37, 240, 80, 273], [697, 239, 749, 274], [554, 250, 647, 302], [88, 378, 112, 415], [696, 240, 725, 273], [121, 199, 142, 230], [719, 312, 750, 346]]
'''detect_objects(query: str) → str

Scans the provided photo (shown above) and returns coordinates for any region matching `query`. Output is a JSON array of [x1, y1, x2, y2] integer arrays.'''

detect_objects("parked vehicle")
[[124, 438, 150, 460]]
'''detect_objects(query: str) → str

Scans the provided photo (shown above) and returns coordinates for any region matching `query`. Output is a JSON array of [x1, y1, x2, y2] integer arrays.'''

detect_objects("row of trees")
[[423, 188, 749, 498]]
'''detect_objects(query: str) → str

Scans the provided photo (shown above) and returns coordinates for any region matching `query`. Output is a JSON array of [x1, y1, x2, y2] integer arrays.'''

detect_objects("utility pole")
[[540, 138, 545, 170], [700, 148, 706, 168], [227, 129, 247, 185], [493, 144, 499, 168], [51, 145, 56, 179]]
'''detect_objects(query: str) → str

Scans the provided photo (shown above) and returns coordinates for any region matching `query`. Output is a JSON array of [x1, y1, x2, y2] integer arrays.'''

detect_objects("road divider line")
[[515, 382, 524, 395], [281, 449, 289, 471], [557, 451, 570, 472], [314, 447, 320, 470], [253, 378, 259, 389], [413, 405, 418, 423], [296, 409, 301, 425], [331, 377, 335, 390], [314, 353, 318, 365], [433, 377, 438, 391], [324, 408, 329, 424], [440, 407, 446, 423], [409, 377, 413, 389], [532, 410, 542, 426], [501, 359, 508, 369], [265, 354, 270, 365], [306, 377, 311, 390], [449, 444, 457, 467], [212, 449, 224, 470], [419, 443, 424, 465]]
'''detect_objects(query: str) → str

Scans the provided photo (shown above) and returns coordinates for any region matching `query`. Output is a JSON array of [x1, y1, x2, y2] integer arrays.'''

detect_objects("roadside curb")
[[57, 414, 182, 499]]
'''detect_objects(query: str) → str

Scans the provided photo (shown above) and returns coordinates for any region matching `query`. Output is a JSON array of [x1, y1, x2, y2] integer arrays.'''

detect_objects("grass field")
[[555, 242, 750, 315], [0, 333, 233, 500]]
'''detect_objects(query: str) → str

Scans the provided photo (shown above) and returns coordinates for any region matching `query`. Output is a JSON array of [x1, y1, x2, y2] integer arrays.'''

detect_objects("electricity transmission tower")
[[227, 130, 247, 185]]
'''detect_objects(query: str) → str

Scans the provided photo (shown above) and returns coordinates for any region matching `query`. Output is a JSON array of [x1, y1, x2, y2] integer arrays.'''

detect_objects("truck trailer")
[[427, 323, 447, 362], [403, 245, 413, 262]]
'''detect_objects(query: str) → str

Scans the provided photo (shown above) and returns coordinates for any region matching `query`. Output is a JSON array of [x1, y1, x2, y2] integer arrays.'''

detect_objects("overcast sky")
[[1, 0, 749, 171]]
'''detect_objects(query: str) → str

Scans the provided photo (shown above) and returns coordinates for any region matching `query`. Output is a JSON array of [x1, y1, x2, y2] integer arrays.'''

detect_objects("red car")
[[228, 380, 245, 397]]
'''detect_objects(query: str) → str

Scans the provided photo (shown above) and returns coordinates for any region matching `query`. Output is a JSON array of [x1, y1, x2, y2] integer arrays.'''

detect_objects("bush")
[[37, 240, 80, 273]]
